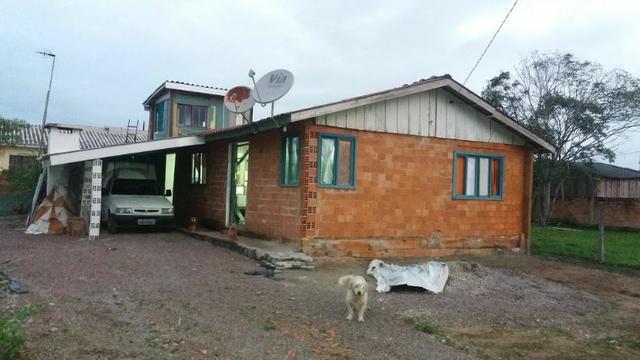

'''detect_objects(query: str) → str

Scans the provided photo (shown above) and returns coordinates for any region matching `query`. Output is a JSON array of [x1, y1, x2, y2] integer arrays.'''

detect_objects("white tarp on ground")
[[25, 186, 73, 235], [366, 259, 449, 294]]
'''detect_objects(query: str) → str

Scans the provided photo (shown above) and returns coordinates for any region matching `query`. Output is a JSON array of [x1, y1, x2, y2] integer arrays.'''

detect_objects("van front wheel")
[[107, 212, 118, 234]]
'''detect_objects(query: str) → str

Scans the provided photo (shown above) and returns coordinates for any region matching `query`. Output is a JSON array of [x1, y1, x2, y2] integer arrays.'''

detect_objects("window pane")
[[320, 138, 335, 185], [455, 156, 465, 195], [191, 152, 206, 184], [194, 106, 207, 128], [288, 136, 299, 183], [282, 136, 300, 185], [479, 158, 489, 196], [337, 139, 353, 186], [465, 157, 476, 196], [179, 105, 192, 127], [491, 159, 501, 196], [155, 101, 165, 131]]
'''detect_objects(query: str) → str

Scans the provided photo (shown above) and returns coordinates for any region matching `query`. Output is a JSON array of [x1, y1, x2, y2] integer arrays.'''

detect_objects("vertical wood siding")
[[597, 179, 640, 199], [315, 88, 526, 146]]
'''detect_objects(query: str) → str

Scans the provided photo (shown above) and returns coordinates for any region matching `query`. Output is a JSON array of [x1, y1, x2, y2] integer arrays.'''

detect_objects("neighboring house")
[[0, 125, 42, 172], [143, 81, 237, 140], [552, 162, 640, 229], [2, 123, 147, 215], [42, 74, 555, 257], [1, 123, 149, 172]]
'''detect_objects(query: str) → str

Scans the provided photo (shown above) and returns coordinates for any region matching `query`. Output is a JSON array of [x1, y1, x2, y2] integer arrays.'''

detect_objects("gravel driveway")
[[1, 216, 638, 359]]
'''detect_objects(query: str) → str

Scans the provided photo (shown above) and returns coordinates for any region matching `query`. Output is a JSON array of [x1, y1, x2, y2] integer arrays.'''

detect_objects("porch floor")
[[177, 228, 314, 270]]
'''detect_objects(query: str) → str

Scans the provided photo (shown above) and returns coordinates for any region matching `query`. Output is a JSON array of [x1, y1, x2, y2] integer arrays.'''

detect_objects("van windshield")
[[111, 179, 162, 196]]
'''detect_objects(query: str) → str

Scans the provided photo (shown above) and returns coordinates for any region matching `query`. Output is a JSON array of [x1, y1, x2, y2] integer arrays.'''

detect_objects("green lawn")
[[531, 225, 640, 269]]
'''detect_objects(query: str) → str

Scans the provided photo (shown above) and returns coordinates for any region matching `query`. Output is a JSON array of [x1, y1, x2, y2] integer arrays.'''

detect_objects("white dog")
[[338, 275, 369, 322]]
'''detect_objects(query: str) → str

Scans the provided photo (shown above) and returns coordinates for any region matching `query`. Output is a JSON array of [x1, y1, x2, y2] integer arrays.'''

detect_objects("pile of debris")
[[257, 251, 315, 270], [0, 269, 28, 295]]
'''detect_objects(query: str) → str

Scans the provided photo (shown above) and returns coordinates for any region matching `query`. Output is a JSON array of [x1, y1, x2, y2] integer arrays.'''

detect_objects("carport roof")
[[42, 135, 204, 166]]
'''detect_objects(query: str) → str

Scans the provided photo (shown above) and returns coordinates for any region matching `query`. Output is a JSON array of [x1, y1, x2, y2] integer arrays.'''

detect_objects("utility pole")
[[36, 51, 56, 156]]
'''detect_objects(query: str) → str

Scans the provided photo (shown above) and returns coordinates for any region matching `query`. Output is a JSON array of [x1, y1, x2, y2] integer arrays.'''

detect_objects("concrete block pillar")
[[89, 159, 102, 240]]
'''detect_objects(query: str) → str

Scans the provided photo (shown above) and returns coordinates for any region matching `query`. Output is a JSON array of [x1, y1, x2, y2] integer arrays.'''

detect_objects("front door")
[[228, 142, 249, 226]]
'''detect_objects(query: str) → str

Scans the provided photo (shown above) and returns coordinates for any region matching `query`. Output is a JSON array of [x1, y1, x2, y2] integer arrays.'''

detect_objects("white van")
[[101, 174, 174, 233]]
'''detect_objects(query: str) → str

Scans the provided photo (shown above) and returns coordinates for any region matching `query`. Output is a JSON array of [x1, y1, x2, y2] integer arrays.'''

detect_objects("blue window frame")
[[280, 133, 301, 187], [452, 152, 504, 200], [317, 133, 356, 189]]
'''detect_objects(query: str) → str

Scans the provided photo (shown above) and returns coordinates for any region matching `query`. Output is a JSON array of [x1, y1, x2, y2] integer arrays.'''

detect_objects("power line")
[[462, 0, 519, 86]]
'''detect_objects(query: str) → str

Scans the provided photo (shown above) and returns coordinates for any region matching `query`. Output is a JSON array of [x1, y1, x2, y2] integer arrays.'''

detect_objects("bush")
[[0, 306, 35, 359], [3, 162, 42, 196]]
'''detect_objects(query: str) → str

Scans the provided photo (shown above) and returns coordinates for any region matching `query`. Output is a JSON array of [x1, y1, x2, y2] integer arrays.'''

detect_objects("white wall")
[[48, 128, 81, 154]]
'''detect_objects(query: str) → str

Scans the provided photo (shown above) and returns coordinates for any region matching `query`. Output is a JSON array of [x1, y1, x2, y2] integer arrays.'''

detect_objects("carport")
[[39, 135, 205, 239]]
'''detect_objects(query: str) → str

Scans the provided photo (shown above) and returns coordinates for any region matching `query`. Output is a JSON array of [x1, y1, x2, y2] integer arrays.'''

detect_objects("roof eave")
[[142, 81, 168, 110]]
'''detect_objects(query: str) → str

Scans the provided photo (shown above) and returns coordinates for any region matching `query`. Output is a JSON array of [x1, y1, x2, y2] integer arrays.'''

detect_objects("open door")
[[228, 142, 249, 226]]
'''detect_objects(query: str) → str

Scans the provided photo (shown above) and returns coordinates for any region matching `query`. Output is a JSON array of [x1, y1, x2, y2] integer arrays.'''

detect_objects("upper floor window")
[[453, 152, 503, 200], [155, 101, 168, 132], [318, 133, 356, 189], [280, 133, 300, 186], [191, 152, 206, 184], [178, 104, 208, 128]]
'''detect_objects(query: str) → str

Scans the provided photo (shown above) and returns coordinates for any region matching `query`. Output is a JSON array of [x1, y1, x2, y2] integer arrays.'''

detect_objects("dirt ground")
[[1, 216, 639, 359]]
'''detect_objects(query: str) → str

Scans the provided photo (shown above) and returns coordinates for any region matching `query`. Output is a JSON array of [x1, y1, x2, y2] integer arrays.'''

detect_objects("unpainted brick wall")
[[173, 141, 229, 228], [301, 124, 533, 258], [173, 127, 302, 241], [553, 197, 640, 229], [245, 128, 302, 242]]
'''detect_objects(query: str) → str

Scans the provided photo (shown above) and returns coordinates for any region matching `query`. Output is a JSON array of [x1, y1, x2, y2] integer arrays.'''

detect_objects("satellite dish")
[[251, 69, 294, 104], [224, 86, 255, 113]]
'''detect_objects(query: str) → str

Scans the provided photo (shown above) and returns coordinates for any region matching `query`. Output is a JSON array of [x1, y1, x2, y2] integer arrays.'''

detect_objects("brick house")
[[552, 162, 640, 229], [157, 75, 554, 257]]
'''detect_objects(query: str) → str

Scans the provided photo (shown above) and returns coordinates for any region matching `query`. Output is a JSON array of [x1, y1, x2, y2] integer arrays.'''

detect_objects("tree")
[[482, 52, 640, 223], [0, 116, 29, 145]]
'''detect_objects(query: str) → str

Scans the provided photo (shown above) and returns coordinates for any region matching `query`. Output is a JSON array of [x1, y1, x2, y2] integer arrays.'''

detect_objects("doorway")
[[228, 142, 249, 226]]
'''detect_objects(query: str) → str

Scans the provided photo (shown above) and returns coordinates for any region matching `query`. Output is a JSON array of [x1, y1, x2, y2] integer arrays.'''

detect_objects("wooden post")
[[522, 150, 534, 256], [598, 200, 605, 263]]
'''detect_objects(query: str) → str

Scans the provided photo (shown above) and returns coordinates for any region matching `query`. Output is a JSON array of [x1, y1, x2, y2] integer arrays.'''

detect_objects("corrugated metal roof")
[[590, 162, 640, 179], [196, 74, 554, 152], [8, 124, 148, 150], [142, 80, 228, 107], [166, 80, 227, 92]]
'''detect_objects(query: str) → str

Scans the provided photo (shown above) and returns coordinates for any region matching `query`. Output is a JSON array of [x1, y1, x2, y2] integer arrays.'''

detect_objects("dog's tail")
[[338, 275, 353, 286]]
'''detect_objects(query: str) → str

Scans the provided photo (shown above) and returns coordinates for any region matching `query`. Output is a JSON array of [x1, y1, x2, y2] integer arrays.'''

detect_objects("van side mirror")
[[165, 189, 172, 197]]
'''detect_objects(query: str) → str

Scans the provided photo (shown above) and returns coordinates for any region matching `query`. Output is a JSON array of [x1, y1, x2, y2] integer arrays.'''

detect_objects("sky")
[[1, 0, 639, 168]]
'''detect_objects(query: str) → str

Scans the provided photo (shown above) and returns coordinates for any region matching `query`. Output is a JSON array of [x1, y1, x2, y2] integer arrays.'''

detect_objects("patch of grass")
[[604, 335, 640, 351], [532, 225, 640, 269], [0, 306, 36, 360], [262, 320, 276, 331], [145, 335, 160, 349], [413, 320, 445, 337]]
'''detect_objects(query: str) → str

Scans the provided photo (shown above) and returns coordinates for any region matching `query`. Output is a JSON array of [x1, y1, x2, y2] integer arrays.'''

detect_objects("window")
[[280, 133, 300, 186], [453, 152, 503, 200], [191, 152, 206, 184], [317, 133, 356, 189], [9, 155, 37, 170], [111, 179, 162, 195], [155, 101, 168, 132], [178, 104, 208, 128]]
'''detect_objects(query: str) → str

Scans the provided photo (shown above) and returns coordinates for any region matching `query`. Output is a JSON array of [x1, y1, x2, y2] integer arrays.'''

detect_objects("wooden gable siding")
[[315, 88, 525, 146], [597, 178, 640, 199]]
